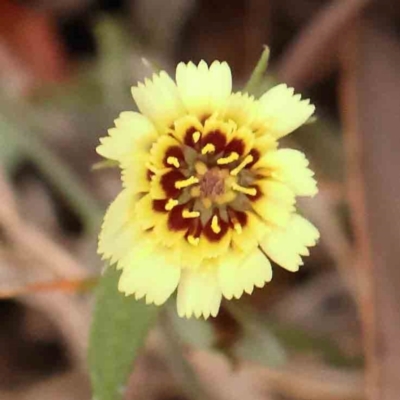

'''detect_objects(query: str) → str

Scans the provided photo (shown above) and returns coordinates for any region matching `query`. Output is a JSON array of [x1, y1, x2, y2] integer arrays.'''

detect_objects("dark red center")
[[200, 169, 225, 198]]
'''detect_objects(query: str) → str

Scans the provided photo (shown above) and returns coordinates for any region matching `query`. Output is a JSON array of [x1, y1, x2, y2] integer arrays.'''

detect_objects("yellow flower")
[[97, 61, 319, 319]]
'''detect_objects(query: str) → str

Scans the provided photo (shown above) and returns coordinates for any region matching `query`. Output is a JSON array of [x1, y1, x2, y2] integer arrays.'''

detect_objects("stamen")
[[230, 155, 254, 176], [192, 131, 201, 143], [165, 199, 179, 211], [175, 176, 199, 189], [234, 222, 242, 234], [166, 156, 180, 168], [182, 210, 201, 219], [217, 152, 239, 165], [188, 235, 200, 246], [231, 182, 257, 196], [201, 143, 216, 155], [211, 215, 221, 234]]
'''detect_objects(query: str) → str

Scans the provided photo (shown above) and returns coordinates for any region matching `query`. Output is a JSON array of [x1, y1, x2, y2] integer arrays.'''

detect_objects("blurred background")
[[0, 0, 399, 399]]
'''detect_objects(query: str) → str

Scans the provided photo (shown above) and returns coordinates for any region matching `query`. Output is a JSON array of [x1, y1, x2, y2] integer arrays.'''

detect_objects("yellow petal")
[[259, 214, 319, 272], [177, 267, 222, 319], [96, 112, 157, 165], [257, 180, 296, 206], [222, 92, 257, 128], [177, 239, 208, 270], [201, 228, 233, 259], [98, 190, 141, 264], [171, 114, 203, 144], [118, 243, 180, 305], [255, 149, 318, 196], [150, 135, 182, 169], [231, 211, 268, 253], [122, 153, 151, 193], [251, 195, 294, 227], [131, 71, 186, 133], [176, 60, 232, 118], [257, 84, 315, 138], [153, 215, 187, 247], [218, 248, 272, 299], [134, 193, 167, 230], [226, 125, 255, 156]]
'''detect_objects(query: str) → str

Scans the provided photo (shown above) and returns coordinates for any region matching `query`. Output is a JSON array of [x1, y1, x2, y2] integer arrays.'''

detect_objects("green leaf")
[[244, 46, 271, 96], [92, 159, 120, 171], [167, 302, 215, 349], [88, 267, 159, 400], [227, 303, 287, 368]]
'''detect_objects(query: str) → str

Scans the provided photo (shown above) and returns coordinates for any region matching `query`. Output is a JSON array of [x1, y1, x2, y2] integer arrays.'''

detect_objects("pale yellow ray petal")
[[256, 84, 315, 138], [255, 149, 318, 196], [176, 61, 232, 118], [218, 248, 272, 300], [98, 190, 142, 264], [153, 217, 187, 247], [122, 153, 151, 193], [223, 91, 257, 127], [228, 125, 255, 155], [177, 267, 222, 319], [208, 61, 232, 110], [251, 196, 294, 227], [150, 135, 182, 169], [134, 193, 167, 230], [118, 243, 180, 306], [96, 112, 157, 165], [201, 229, 233, 259], [241, 249, 273, 294], [231, 212, 268, 253], [177, 240, 207, 270], [257, 180, 296, 206], [259, 213, 319, 272], [131, 71, 186, 133], [172, 114, 203, 143]]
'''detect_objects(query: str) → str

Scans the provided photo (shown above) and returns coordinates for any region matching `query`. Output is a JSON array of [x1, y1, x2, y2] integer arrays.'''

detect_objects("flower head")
[[97, 61, 319, 319]]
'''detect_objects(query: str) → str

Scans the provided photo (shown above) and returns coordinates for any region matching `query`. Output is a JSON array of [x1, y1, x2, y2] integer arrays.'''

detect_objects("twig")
[[276, 0, 371, 90], [339, 19, 400, 400], [0, 277, 98, 299]]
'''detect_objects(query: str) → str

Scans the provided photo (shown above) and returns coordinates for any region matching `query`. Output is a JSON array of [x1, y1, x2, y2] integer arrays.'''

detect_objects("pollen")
[[167, 156, 180, 168], [187, 235, 200, 246], [231, 182, 257, 196], [211, 215, 221, 234], [182, 210, 201, 219], [165, 199, 179, 210], [234, 222, 242, 234], [201, 143, 216, 155], [175, 176, 200, 189], [230, 155, 254, 176], [192, 131, 201, 143], [217, 152, 239, 165]]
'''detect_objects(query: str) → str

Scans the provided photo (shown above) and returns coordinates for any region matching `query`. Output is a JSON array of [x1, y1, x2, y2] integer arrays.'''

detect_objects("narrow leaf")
[[167, 302, 215, 349], [227, 303, 287, 367], [92, 159, 119, 171], [244, 46, 271, 95], [88, 267, 158, 400]]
